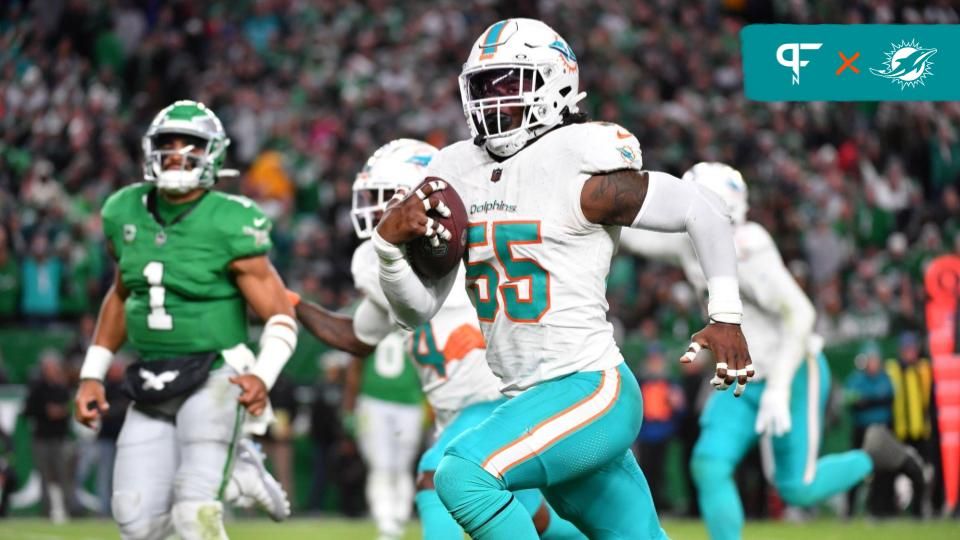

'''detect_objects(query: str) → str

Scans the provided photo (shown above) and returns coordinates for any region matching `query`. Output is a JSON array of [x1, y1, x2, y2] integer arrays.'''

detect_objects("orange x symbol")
[[836, 51, 860, 75]]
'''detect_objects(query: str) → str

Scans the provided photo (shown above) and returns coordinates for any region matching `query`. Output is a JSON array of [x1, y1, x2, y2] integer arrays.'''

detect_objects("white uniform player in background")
[[372, 18, 753, 539], [291, 138, 583, 539], [619, 162, 920, 540]]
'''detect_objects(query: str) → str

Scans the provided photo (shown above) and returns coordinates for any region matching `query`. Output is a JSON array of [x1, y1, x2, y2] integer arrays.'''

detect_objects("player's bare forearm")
[[294, 300, 374, 357], [231, 255, 295, 321], [342, 355, 363, 413], [231, 255, 297, 400], [92, 271, 129, 352], [580, 169, 649, 226]]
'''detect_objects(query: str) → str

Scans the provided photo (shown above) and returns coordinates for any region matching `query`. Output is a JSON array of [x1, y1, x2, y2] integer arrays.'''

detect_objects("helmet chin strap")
[[477, 91, 589, 157], [485, 129, 531, 157]]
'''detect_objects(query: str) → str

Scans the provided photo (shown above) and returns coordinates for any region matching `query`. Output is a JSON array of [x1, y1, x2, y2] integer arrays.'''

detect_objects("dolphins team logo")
[[870, 39, 937, 90]]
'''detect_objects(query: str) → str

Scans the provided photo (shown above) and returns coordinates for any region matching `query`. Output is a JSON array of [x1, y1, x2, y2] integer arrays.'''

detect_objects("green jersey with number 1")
[[101, 182, 272, 360]]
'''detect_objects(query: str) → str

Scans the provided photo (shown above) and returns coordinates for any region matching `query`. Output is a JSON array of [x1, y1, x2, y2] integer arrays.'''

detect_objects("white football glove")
[[755, 387, 791, 437]]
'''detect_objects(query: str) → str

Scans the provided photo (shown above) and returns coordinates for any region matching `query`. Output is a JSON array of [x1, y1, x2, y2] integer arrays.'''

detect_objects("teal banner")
[[742, 24, 960, 101]]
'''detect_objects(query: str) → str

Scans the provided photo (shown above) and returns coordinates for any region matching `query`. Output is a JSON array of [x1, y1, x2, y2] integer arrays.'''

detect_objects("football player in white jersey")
[[619, 162, 924, 540], [372, 18, 752, 539], [289, 138, 583, 539]]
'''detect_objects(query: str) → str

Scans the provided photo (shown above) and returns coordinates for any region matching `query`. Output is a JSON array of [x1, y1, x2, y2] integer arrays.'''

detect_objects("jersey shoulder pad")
[[426, 140, 483, 189], [552, 122, 643, 174], [735, 222, 777, 260], [207, 192, 273, 258], [101, 182, 151, 223], [101, 183, 151, 250], [207, 192, 269, 222]]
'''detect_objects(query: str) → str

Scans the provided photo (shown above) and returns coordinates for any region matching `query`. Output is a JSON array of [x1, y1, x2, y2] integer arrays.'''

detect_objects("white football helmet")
[[351, 139, 438, 239], [460, 18, 586, 157], [682, 162, 749, 224], [142, 100, 230, 194]]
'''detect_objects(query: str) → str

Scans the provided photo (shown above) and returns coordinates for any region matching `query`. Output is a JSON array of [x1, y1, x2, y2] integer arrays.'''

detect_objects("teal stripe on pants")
[[440, 363, 667, 539]]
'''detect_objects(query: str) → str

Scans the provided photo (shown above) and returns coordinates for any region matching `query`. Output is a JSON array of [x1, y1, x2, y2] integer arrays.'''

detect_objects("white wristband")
[[707, 276, 743, 325], [79, 345, 114, 381], [250, 314, 298, 389], [371, 228, 410, 280]]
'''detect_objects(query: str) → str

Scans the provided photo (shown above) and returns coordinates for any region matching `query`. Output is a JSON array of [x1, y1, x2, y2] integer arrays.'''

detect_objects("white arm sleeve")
[[741, 247, 816, 391], [372, 229, 457, 330], [352, 296, 394, 346], [618, 227, 690, 265], [632, 171, 742, 323]]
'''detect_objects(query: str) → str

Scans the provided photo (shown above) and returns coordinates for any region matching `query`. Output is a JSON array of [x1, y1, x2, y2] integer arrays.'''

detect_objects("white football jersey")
[[619, 221, 815, 381], [351, 240, 503, 426], [426, 122, 644, 393]]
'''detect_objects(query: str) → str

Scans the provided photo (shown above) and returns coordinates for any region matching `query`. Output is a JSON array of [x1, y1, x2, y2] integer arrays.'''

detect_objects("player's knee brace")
[[112, 490, 172, 540], [172, 500, 227, 540], [434, 454, 512, 533], [690, 454, 735, 489]]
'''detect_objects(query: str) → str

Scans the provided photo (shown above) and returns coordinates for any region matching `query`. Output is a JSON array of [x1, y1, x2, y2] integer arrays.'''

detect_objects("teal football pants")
[[416, 399, 583, 539], [691, 354, 873, 540], [434, 363, 668, 540]]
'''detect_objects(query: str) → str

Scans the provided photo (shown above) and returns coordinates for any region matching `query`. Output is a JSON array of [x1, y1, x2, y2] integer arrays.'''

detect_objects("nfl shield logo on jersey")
[[123, 224, 137, 243]]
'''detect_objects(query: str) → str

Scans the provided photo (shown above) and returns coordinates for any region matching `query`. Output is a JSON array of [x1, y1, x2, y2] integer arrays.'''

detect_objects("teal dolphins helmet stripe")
[[479, 20, 509, 59]]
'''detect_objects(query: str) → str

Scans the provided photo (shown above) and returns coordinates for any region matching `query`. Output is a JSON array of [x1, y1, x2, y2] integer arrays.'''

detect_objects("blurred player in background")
[[292, 139, 429, 540], [73, 101, 296, 540], [619, 162, 925, 540], [291, 138, 583, 539], [344, 330, 425, 540], [374, 18, 752, 539]]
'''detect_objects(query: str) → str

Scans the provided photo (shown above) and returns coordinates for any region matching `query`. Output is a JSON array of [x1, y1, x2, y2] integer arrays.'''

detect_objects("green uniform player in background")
[[73, 101, 298, 540]]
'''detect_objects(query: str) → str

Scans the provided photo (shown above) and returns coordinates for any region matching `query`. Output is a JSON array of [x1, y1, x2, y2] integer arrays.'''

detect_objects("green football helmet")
[[142, 100, 230, 193]]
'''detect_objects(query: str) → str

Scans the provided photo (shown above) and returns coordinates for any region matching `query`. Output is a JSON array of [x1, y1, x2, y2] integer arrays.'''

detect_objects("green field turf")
[[0, 518, 958, 540]]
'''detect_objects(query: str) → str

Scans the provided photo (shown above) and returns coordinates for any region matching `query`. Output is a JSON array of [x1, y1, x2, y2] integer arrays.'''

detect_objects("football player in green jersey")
[[72, 101, 298, 540]]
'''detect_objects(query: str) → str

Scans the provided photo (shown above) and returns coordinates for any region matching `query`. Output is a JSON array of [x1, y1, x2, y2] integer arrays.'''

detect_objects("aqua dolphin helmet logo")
[[870, 39, 937, 89]]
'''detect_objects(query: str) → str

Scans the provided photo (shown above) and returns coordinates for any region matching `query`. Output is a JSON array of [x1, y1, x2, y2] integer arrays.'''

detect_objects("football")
[[406, 177, 468, 280]]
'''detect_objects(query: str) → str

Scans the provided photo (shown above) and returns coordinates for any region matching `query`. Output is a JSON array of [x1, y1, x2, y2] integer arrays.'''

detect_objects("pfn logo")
[[776, 43, 823, 85]]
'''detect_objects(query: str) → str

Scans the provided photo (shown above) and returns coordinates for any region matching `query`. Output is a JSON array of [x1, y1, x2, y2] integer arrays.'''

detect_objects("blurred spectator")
[[263, 373, 298, 501], [24, 349, 76, 522], [862, 156, 921, 226], [885, 332, 933, 518], [0, 425, 17, 517], [930, 120, 960, 196], [20, 234, 62, 324], [334, 437, 368, 518], [803, 219, 850, 286], [309, 351, 353, 513], [634, 343, 685, 512], [845, 341, 895, 515], [0, 227, 18, 322]]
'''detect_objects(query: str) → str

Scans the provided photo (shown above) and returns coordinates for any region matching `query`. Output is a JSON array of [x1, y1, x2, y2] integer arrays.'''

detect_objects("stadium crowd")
[[0, 0, 957, 520]]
